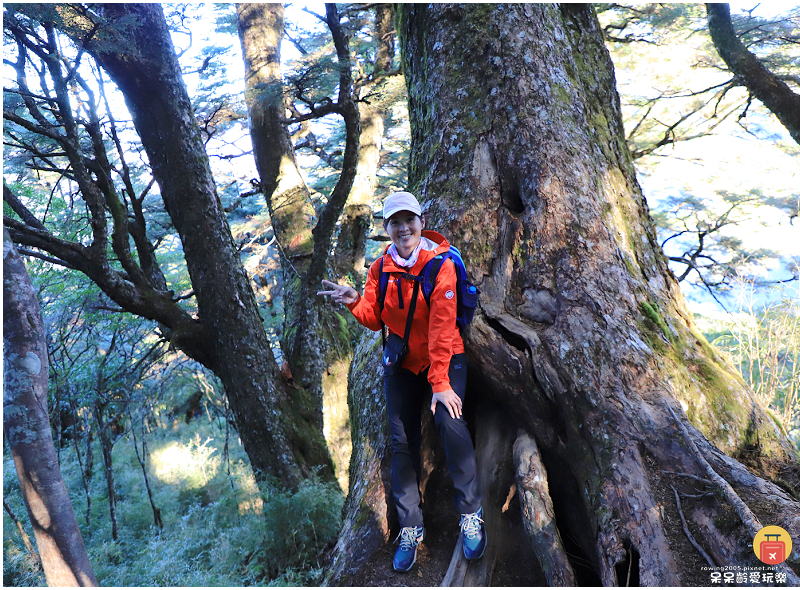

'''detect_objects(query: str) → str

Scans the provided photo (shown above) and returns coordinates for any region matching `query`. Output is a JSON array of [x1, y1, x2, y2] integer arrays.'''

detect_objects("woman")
[[318, 191, 486, 572]]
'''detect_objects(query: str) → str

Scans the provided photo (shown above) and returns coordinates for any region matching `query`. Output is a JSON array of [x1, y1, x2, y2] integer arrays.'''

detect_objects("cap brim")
[[384, 207, 422, 219]]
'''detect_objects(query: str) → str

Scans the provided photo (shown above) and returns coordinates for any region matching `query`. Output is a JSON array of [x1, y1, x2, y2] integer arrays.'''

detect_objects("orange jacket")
[[347, 231, 464, 392]]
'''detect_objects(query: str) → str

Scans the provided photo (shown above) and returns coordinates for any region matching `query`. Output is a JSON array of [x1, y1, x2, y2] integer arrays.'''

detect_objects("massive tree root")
[[325, 313, 799, 586]]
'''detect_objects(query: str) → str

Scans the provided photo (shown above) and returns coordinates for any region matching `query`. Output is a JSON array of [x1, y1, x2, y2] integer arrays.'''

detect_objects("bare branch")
[[302, 6, 327, 23], [15, 247, 79, 270], [661, 470, 715, 486], [3, 109, 66, 144], [4, 215, 90, 271], [666, 403, 765, 539]]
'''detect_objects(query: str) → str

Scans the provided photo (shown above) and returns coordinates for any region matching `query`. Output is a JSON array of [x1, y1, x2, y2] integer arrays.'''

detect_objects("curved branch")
[[284, 100, 341, 125], [4, 216, 91, 271], [4, 215, 211, 366], [706, 3, 800, 144], [306, 4, 361, 288], [3, 109, 66, 144], [15, 247, 78, 270], [4, 182, 47, 232], [670, 485, 717, 569]]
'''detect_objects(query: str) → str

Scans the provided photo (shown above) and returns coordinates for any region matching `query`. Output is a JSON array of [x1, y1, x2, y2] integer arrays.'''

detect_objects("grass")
[[3, 414, 344, 586], [697, 279, 800, 452]]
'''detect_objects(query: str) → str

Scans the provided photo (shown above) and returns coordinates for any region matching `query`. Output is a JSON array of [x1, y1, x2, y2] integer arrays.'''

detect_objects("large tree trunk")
[[236, 3, 360, 489], [81, 3, 333, 488], [326, 4, 800, 586], [3, 228, 98, 587]]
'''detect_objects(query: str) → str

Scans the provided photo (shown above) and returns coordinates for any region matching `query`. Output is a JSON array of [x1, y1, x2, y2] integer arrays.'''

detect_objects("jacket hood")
[[381, 230, 451, 273]]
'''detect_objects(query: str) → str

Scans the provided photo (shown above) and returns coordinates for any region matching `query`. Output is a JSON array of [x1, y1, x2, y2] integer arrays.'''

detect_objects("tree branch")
[[305, 4, 361, 288], [4, 216, 90, 271], [4, 182, 47, 232], [15, 247, 79, 270], [670, 485, 717, 569], [668, 403, 800, 585], [3, 109, 66, 144], [706, 3, 800, 145], [284, 100, 340, 125], [667, 404, 762, 534]]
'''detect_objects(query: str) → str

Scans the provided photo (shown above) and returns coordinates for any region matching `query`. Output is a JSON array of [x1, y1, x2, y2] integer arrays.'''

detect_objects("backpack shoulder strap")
[[420, 253, 453, 307], [378, 257, 388, 345], [378, 256, 388, 314]]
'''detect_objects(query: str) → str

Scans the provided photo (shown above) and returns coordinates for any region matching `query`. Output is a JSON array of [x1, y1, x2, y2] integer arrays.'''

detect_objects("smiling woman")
[[319, 190, 486, 572], [382, 191, 426, 257]]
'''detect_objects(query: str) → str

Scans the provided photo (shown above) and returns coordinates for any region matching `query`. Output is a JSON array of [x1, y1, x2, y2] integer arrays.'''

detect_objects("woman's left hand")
[[431, 389, 462, 419]]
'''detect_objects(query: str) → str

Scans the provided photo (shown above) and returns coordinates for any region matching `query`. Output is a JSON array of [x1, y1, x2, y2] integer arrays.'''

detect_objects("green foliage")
[[3, 200, 21, 222], [2, 543, 43, 588], [4, 413, 343, 587], [256, 474, 344, 580]]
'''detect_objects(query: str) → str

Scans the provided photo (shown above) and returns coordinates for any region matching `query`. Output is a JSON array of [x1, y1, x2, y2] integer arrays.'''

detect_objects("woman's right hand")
[[317, 279, 359, 305]]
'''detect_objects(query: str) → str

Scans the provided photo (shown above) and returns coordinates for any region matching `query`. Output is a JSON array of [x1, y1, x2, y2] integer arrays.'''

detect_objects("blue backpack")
[[377, 245, 480, 329]]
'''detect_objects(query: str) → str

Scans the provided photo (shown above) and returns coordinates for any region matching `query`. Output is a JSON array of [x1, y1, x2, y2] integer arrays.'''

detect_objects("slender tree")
[[237, 2, 359, 389], [3, 228, 98, 587], [334, 4, 399, 285], [327, 5, 799, 585], [236, 3, 361, 487]]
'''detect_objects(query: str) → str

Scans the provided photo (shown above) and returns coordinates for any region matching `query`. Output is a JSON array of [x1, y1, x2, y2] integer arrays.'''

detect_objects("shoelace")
[[460, 512, 484, 540], [395, 526, 422, 551]]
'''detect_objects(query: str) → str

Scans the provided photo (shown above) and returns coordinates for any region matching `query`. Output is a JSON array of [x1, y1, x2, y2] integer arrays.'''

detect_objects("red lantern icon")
[[760, 534, 786, 565]]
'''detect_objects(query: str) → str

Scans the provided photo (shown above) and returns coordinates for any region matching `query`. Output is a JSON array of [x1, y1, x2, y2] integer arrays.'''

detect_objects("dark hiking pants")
[[384, 352, 481, 528]]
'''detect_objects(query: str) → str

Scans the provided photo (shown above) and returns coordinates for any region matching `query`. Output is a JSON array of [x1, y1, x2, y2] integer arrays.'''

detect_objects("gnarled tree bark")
[[326, 4, 799, 586]]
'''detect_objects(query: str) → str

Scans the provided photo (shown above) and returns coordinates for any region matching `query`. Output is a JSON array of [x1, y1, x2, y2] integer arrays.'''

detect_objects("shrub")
[[4, 416, 344, 586]]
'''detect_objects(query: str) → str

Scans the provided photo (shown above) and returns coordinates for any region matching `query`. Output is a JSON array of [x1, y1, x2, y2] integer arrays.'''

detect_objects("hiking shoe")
[[393, 525, 425, 572], [460, 507, 487, 560]]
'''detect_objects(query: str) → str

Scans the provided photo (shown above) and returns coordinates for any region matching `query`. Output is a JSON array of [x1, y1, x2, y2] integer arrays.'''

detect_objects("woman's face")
[[385, 210, 424, 258]]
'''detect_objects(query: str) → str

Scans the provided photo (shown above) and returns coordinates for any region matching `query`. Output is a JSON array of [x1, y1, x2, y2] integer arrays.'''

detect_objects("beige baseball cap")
[[383, 191, 422, 219]]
